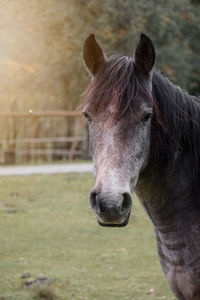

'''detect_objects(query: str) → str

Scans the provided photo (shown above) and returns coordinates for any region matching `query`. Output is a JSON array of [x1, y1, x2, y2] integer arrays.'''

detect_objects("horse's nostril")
[[90, 190, 97, 210], [90, 190, 105, 213], [121, 192, 132, 213], [98, 200, 106, 213]]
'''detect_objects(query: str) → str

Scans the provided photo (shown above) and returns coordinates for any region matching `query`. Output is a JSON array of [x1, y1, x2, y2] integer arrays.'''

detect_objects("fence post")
[[68, 117, 83, 160]]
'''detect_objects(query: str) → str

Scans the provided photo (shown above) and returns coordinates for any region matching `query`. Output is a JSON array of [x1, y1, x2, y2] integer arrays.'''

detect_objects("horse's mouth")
[[96, 212, 130, 227]]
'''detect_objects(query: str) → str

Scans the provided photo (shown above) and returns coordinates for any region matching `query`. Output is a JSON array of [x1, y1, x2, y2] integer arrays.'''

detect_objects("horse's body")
[[82, 34, 200, 300], [136, 71, 200, 300]]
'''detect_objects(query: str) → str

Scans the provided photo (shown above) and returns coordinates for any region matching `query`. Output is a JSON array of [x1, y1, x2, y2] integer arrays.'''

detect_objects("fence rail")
[[0, 110, 88, 164], [1, 136, 85, 145], [0, 110, 82, 117]]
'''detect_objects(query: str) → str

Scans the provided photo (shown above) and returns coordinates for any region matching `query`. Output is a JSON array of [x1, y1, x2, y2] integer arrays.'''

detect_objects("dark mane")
[[151, 71, 200, 190], [83, 55, 200, 192]]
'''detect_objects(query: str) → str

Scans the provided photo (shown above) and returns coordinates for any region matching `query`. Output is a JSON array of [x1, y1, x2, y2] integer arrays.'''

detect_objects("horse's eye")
[[83, 111, 92, 121], [140, 112, 152, 123]]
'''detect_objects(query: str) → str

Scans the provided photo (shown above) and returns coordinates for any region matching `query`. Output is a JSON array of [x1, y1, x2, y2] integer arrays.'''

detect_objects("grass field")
[[0, 173, 175, 300]]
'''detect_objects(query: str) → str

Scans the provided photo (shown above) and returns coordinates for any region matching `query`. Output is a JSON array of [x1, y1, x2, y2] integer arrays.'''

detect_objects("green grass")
[[0, 174, 175, 300]]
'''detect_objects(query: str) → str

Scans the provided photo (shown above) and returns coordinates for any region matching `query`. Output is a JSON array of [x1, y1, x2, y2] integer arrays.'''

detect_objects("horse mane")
[[151, 70, 200, 193], [83, 55, 200, 193]]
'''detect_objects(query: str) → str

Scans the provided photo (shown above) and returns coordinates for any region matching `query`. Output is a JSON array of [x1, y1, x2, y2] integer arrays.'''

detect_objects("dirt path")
[[0, 163, 93, 176]]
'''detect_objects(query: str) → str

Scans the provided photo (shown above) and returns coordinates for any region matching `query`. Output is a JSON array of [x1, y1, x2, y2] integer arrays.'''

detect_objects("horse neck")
[[136, 70, 200, 228], [135, 73, 200, 292]]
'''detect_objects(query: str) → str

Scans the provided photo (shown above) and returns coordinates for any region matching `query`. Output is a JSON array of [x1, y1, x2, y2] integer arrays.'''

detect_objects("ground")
[[0, 162, 93, 176], [0, 173, 175, 300]]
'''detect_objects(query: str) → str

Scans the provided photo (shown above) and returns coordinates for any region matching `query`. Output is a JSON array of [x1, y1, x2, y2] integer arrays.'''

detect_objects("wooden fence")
[[0, 110, 88, 164]]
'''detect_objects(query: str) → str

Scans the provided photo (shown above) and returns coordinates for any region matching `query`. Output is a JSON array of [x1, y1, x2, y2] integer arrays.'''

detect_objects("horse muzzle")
[[90, 190, 132, 227]]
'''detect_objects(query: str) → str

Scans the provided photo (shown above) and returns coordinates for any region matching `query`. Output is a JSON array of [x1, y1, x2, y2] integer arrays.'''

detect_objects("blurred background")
[[0, 0, 199, 164]]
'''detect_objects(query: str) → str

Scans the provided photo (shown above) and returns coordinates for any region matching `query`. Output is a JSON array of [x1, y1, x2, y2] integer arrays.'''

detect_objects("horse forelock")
[[82, 55, 155, 122]]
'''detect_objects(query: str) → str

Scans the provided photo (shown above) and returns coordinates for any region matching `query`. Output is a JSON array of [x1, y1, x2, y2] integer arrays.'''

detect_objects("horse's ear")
[[83, 34, 106, 76], [134, 33, 156, 77]]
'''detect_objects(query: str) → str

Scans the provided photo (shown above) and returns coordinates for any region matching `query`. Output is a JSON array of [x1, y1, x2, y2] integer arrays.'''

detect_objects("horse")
[[82, 33, 200, 300]]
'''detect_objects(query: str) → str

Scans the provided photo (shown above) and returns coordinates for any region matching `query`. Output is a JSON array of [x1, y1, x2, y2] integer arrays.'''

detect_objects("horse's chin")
[[96, 212, 130, 227]]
